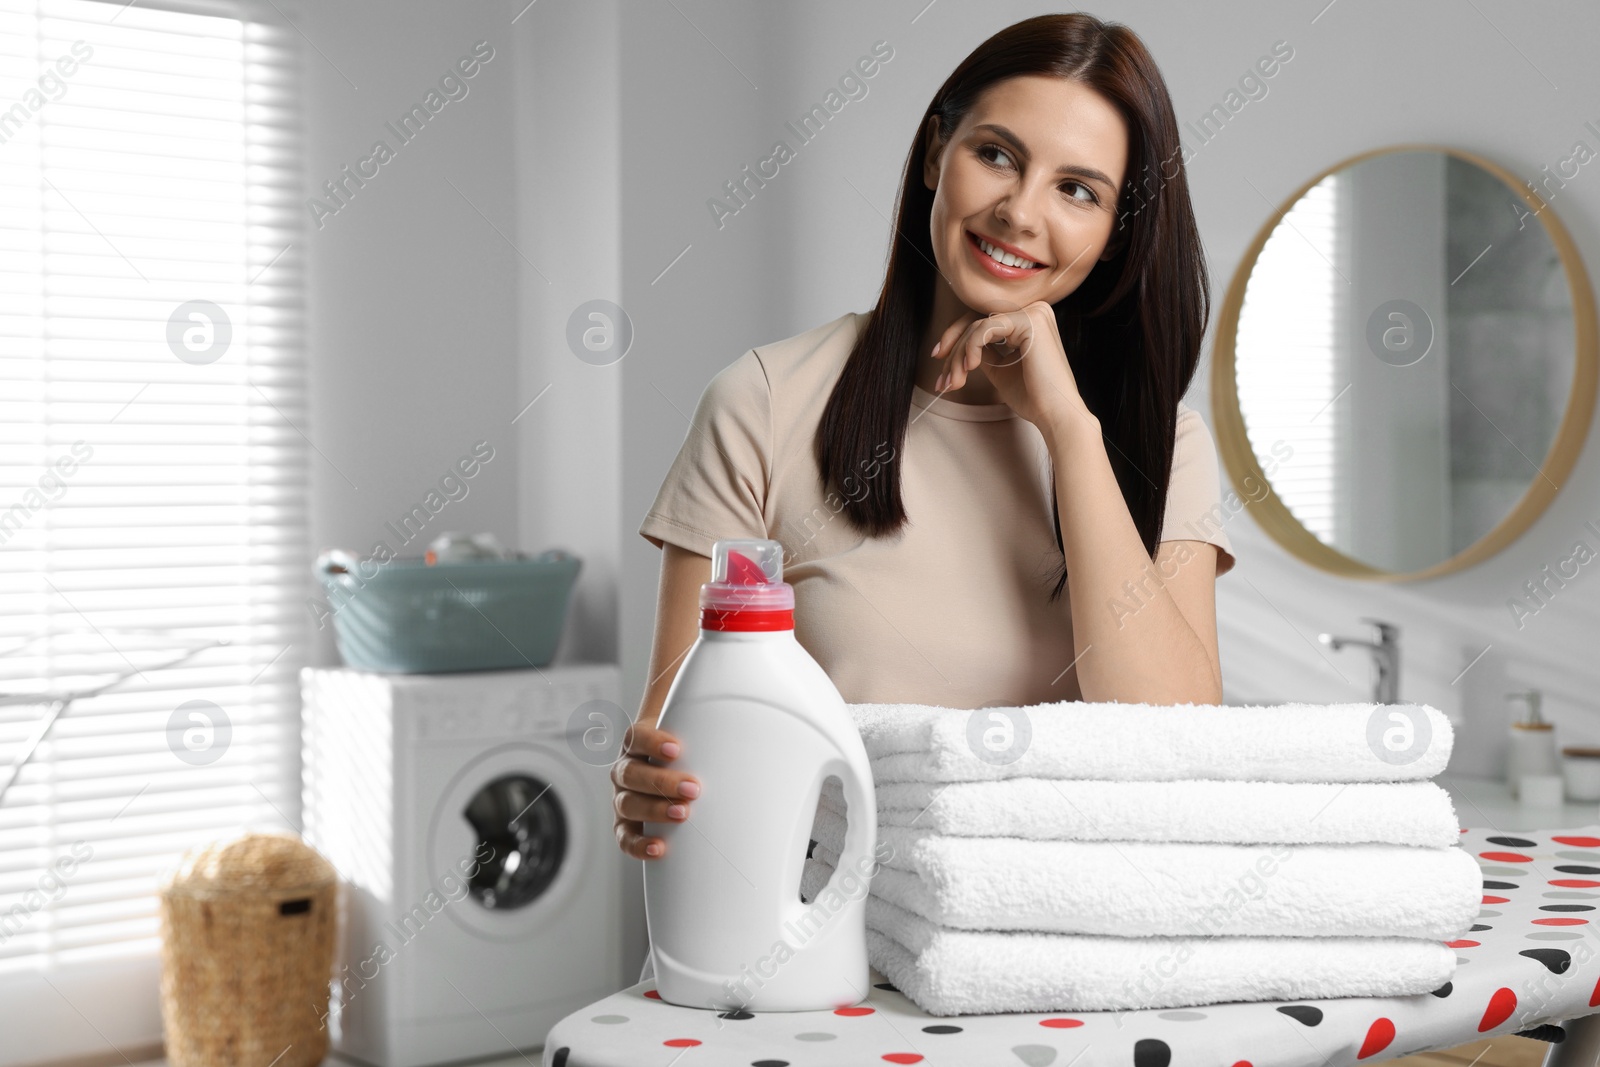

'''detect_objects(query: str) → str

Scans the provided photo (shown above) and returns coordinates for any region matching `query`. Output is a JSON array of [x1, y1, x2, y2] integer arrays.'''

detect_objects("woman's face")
[[922, 75, 1130, 315]]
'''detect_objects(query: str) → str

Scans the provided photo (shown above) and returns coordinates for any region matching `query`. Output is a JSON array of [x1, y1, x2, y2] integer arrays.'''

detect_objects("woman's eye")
[[976, 144, 1099, 205], [977, 143, 1013, 169], [1062, 181, 1098, 205]]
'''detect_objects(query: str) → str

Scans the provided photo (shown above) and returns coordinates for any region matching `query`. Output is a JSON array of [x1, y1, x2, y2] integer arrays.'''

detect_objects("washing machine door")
[[428, 741, 591, 941]]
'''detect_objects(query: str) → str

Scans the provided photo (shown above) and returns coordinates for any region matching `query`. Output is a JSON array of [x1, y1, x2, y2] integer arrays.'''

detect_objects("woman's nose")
[[993, 179, 1050, 237]]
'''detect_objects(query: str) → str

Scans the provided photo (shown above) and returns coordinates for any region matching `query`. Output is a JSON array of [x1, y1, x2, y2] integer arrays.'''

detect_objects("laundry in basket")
[[315, 544, 580, 672]]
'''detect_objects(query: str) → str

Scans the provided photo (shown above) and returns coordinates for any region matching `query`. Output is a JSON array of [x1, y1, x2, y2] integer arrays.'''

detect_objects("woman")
[[615, 13, 1235, 861]]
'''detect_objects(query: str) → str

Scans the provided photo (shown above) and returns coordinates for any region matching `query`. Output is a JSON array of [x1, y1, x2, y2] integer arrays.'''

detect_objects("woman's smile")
[[965, 229, 1049, 278]]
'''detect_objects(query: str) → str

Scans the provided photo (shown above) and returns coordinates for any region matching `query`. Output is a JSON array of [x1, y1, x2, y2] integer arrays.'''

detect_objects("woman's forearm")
[[1042, 410, 1219, 704]]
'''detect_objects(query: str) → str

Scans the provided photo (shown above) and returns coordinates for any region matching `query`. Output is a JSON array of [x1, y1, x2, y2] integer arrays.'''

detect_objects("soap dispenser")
[[1507, 689, 1557, 799]]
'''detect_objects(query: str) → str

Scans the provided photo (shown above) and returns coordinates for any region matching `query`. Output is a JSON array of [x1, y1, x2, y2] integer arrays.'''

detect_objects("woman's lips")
[[966, 230, 1047, 279]]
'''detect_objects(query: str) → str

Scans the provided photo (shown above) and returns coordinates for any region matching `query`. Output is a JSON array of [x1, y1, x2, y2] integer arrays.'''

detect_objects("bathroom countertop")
[[1437, 773, 1600, 831], [542, 823, 1600, 1067]]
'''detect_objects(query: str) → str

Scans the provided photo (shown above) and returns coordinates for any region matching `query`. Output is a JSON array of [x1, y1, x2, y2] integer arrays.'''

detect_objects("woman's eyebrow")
[[973, 122, 1116, 191]]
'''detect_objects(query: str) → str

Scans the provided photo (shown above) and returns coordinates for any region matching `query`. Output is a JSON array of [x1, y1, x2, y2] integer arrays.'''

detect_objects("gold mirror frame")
[[1212, 143, 1599, 581]]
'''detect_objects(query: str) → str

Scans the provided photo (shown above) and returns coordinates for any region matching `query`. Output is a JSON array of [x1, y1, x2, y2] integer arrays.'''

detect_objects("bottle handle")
[[807, 754, 878, 898]]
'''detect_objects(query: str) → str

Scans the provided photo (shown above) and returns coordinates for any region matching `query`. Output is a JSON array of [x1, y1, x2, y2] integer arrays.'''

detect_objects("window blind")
[[1234, 172, 1343, 544], [0, 0, 307, 1057]]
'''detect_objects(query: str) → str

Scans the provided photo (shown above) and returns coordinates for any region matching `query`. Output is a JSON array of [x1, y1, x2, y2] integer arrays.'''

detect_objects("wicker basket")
[[158, 831, 339, 1067]]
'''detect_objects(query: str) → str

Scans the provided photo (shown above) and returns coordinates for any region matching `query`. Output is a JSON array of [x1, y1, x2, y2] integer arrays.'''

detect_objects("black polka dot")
[[923, 1024, 963, 1034], [1487, 836, 1538, 847], [1470, 924, 1492, 931], [1541, 904, 1595, 912], [1277, 1005, 1324, 1026], [1554, 865, 1600, 874], [1483, 881, 1520, 890], [874, 982, 900, 992], [1431, 982, 1453, 997], [1134, 1037, 1171, 1067], [752, 1061, 790, 1067], [718, 1009, 754, 1020], [1521, 948, 1572, 974], [551, 1049, 569, 1067]]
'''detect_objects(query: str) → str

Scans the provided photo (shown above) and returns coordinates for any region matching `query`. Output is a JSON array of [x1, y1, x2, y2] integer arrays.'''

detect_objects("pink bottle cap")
[[701, 539, 794, 619]]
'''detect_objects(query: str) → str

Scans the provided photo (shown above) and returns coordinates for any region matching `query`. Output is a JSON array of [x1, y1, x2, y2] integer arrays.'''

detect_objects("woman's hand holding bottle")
[[612, 719, 700, 861]]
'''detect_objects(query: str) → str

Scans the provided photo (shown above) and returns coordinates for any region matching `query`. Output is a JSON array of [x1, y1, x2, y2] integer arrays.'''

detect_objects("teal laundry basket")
[[316, 548, 581, 673]]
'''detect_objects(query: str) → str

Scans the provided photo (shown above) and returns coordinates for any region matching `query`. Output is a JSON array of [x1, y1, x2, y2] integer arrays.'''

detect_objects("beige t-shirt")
[[639, 309, 1235, 708]]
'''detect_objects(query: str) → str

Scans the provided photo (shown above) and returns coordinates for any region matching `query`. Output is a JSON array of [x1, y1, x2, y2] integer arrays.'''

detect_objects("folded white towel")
[[818, 776, 1462, 847], [799, 857, 1457, 1015], [847, 701, 1452, 783], [808, 807, 1482, 939]]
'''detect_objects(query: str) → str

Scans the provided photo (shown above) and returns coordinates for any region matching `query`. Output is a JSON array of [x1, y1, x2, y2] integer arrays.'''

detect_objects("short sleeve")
[[1159, 405, 1237, 577], [638, 349, 771, 557]]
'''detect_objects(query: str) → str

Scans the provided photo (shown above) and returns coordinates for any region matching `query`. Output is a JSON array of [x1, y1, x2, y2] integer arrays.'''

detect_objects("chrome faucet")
[[1317, 617, 1401, 704]]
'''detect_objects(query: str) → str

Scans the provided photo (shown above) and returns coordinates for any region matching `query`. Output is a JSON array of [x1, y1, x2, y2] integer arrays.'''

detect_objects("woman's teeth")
[[974, 234, 1041, 269]]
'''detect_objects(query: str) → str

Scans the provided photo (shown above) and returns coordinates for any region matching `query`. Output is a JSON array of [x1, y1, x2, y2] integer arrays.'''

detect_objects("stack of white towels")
[[800, 701, 1483, 1016]]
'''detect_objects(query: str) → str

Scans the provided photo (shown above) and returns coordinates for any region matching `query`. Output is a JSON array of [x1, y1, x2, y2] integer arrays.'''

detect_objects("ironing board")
[[541, 825, 1600, 1067]]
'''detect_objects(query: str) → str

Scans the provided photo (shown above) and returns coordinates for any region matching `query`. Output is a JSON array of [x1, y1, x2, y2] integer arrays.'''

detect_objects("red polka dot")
[[835, 1006, 874, 1016], [1040, 1018, 1085, 1028], [1554, 836, 1600, 847], [644, 990, 661, 999], [1460, 828, 1468, 833], [1232, 1062, 1253, 1067], [1479, 988, 1517, 1031], [664, 1038, 701, 1047], [1482, 895, 1509, 904], [883, 1056, 923, 1064], [1552, 879, 1600, 888], [1590, 975, 1600, 1007], [1447, 940, 1480, 948], [1358, 1018, 1395, 1059], [1534, 917, 1589, 926], [1480, 851, 1534, 862]]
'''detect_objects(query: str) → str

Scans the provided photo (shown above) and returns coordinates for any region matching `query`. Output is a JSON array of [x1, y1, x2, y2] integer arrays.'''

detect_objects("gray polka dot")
[[1527, 931, 1584, 940], [795, 1032, 837, 1042], [1013, 1045, 1058, 1066], [1555, 851, 1600, 861], [1479, 866, 1531, 876], [1479, 910, 1503, 917], [1545, 891, 1600, 899], [1457, 956, 1472, 965], [591, 1014, 628, 1024], [1158, 1011, 1208, 1021]]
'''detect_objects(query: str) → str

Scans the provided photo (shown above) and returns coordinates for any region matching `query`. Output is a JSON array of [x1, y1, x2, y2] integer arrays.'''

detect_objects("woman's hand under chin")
[[930, 301, 1098, 436]]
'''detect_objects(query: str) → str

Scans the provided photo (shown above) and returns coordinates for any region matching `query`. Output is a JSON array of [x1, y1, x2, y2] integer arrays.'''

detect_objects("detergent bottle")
[[642, 537, 877, 1012]]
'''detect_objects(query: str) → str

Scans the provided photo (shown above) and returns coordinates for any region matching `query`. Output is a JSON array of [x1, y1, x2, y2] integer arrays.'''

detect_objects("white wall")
[[302, 0, 524, 668], [511, 0, 623, 669], [616, 2, 794, 731]]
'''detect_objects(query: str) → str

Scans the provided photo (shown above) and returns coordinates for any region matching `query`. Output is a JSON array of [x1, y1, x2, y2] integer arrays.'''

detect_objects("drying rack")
[[0, 630, 231, 806]]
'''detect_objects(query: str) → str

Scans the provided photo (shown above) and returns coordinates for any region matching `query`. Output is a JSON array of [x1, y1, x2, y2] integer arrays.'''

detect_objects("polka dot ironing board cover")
[[542, 826, 1600, 1067]]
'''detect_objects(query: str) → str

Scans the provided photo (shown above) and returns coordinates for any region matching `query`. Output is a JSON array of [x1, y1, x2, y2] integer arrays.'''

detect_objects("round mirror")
[[1213, 143, 1597, 579]]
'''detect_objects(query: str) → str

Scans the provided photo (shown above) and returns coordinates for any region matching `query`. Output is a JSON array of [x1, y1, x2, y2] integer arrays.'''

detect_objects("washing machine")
[[301, 663, 638, 1067]]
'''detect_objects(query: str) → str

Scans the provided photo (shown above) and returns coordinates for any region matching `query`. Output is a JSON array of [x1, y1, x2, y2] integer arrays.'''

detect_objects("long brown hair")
[[815, 12, 1208, 601]]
